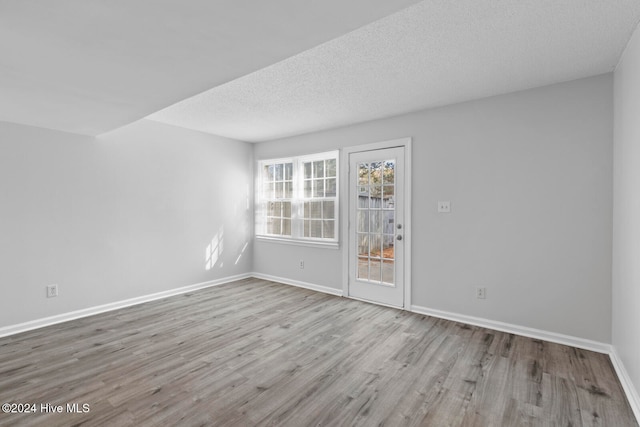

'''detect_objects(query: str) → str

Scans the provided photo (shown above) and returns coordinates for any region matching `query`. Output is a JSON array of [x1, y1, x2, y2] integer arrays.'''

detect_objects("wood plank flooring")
[[0, 278, 636, 426]]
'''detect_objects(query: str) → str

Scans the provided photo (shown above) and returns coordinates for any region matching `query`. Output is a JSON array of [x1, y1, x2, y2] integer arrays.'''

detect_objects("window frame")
[[256, 151, 339, 248]]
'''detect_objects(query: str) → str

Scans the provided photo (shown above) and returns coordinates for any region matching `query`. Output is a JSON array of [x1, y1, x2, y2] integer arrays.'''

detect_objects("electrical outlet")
[[476, 287, 486, 299], [46, 284, 58, 298], [299, 260, 304, 269], [437, 201, 451, 213]]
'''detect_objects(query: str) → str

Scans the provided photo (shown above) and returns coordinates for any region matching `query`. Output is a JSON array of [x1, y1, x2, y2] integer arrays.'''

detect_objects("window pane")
[[275, 163, 283, 181], [358, 194, 369, 208], [283, 201, 291, 218], [370, 185, 382, 200], [323, 200, 335, 219], [263, 183, 273, 198], [304, 162, 312, 179], [282, 219, 291, 236], [370, 211, 382, 233], [358, 163, 369, 186], [382, 261, 394, 285], [314, 179, 324, 198], [313, 160, 324, 178], [369, 259, 382, 282], [357, 211, 369, 232], [383, 210, 394, 232], [326, 178, 336, 197], [306, 201, 322, 219], [266, 218, 275, 234], [383, 185, 394, 200], [285, 163, 293, 180], [383, 197, 394, 209], [370, 234, 382, 258], [358, 234, 369, 256], [304, 219, 322, 238], [326, 159, 336, 177], [273, 218, 282, 235], [383, 235, 395, 259], [275, 182, 284, 199], [267, 164, 275, 181], [358, 233, 369, 257], [304, 180, 312, 198], [383, 160, 394, 184], [323, 220, 335, 239], [370, 162, 382, 185], [284, 182, 293, 198], [310, 220, 322, 237], [357, 257, 369, 280]]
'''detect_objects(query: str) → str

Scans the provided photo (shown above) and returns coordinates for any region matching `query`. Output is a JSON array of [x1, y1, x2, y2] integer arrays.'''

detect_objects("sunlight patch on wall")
[[205, 226, 224, 271], [235, 242, 249, 265]]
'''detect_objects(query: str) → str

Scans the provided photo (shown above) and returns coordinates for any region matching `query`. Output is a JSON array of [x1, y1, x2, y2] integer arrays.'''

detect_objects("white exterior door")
[[348, 147, 405, 307]]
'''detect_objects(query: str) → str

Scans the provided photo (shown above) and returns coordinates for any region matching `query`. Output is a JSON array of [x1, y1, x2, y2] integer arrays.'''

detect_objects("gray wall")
[[613, 23, 640, 403], [254, 74, 613, 343], [0, 119, 253, 327]]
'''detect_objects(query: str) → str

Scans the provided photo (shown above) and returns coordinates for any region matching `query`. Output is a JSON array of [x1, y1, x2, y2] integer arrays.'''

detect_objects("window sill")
[[255, 235, 340, 249]]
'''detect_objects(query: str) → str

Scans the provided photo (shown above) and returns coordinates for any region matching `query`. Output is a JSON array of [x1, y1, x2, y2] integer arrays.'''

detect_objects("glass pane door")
[[348, 146, 405, 308], [356, 160, 396, 286]]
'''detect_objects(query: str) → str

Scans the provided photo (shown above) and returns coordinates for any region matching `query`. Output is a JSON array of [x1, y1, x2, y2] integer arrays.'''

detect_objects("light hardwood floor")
[[0, 278, 636, 426]]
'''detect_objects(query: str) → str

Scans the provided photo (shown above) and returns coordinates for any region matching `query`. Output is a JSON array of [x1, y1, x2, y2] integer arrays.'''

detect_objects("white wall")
[[0, 119, 253, 328], [254, 74, 613, 343], [613, 23, 640, 406]]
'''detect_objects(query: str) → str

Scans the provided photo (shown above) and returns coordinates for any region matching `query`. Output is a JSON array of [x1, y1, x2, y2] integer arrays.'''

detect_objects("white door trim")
[[341, 137, 412, 309]]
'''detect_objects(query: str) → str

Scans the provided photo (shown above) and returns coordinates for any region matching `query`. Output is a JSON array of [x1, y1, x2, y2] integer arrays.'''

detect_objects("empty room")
[[1, 1, 640, 426]]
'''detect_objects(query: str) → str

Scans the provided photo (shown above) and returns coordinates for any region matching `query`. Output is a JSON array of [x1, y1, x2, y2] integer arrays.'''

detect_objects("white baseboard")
[[250, 272, 343, 297], [0, 273, 252, 339], [247, 277, 607, 353], [411, 304, 639, 423], [610, 347, 640, 423], [410, 304, 612, 354]]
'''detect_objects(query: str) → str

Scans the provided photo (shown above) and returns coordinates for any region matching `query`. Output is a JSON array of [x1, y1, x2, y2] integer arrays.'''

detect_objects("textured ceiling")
[[0, 0, 418, 135], [149, 0, 640, 142]]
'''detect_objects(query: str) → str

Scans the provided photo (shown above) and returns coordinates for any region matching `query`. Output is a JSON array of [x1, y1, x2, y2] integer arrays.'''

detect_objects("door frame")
[[341, 137, 412, 309]]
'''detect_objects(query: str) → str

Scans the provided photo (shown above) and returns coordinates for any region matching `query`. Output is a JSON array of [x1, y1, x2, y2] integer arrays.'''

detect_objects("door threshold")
[[345, 295, 404, 310]]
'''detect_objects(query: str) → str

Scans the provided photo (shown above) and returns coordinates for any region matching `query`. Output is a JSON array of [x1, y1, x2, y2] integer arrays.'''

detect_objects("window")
[[262, 161, 293, 237], [257, 151, 339, 245]]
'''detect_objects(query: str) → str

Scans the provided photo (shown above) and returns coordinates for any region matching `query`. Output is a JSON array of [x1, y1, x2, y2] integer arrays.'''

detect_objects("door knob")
[[396, 235, 403, 241]]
